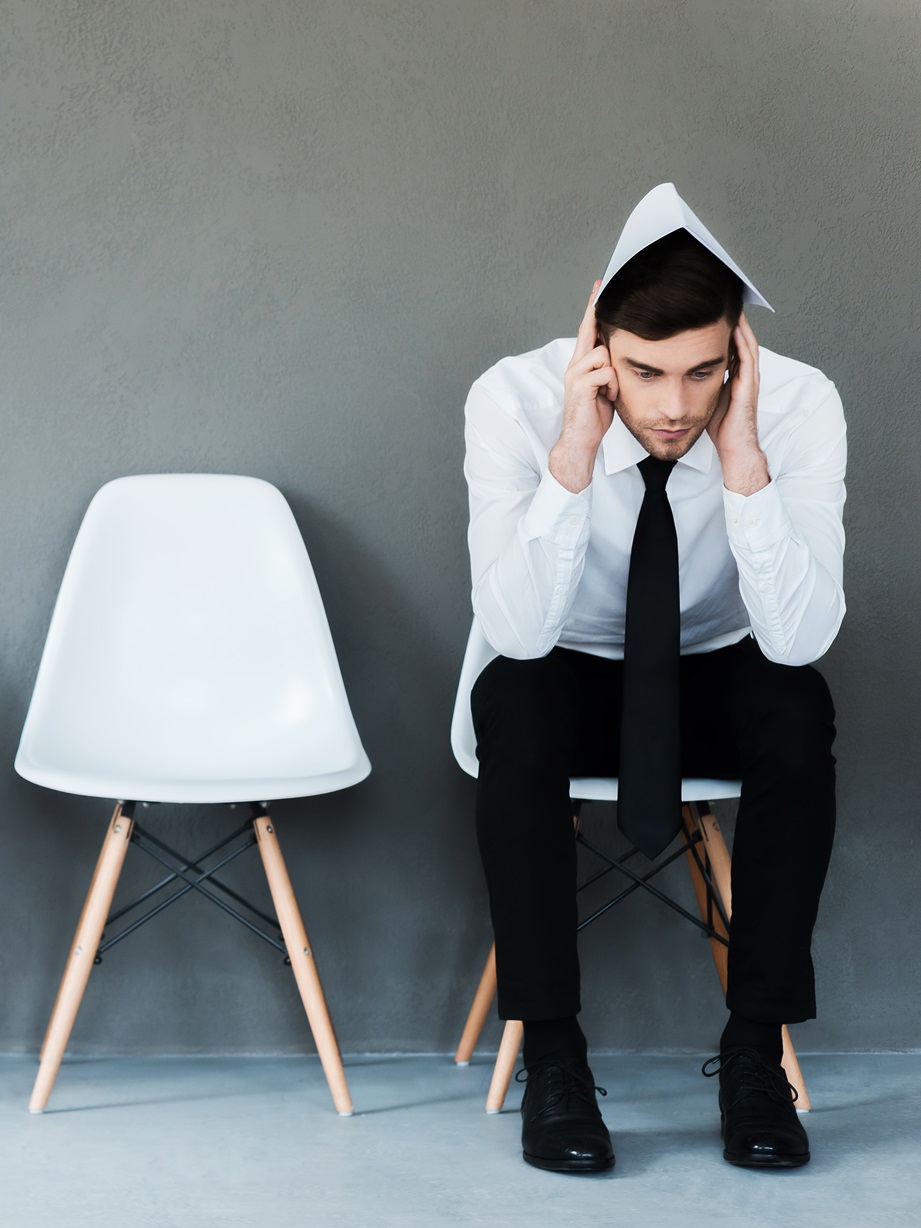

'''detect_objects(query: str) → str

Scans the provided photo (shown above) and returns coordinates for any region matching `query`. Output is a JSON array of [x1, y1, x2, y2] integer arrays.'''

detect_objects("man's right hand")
[[549, 282, 618, 493]]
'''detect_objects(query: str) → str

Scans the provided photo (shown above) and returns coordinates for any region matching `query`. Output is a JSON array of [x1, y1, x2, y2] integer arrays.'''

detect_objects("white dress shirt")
[[464, 338, 846, 666]]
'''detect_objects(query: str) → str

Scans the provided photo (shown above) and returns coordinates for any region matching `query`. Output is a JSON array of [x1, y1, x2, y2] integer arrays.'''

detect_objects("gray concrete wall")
[[0, 0, 918, 1057]]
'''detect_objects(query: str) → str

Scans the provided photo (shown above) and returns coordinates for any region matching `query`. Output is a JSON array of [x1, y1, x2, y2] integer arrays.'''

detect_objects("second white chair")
[[16, 474, 370, 1115]]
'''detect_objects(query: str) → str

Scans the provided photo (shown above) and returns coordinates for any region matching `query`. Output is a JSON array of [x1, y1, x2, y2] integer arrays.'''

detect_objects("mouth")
[[651, 428, 691, 439]]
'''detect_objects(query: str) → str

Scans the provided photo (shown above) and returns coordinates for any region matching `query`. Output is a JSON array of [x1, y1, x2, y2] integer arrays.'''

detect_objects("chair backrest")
[[449, 620, 498, 779], [450, 618, 740, 804], [15, 474, 370, 804]]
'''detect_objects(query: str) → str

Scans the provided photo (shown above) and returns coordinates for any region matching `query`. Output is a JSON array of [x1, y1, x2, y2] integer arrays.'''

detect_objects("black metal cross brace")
[[574, 803, 731, 945], [95, 812, 287, 962]]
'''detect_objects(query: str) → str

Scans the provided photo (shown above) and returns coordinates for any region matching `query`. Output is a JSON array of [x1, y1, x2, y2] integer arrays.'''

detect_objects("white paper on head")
[[597, 182, 773, 311]]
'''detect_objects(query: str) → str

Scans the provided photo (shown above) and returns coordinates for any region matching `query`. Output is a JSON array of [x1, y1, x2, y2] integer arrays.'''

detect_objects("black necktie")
[[617, 456, 681, 858]]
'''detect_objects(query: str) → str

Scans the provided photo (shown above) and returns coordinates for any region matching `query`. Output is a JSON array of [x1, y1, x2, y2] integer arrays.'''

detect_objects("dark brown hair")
[[595, 229, 744, 341]]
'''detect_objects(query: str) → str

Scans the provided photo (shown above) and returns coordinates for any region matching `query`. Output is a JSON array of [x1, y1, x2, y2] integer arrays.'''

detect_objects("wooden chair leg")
[[461, 812, 581, 1084], [486, 1019, 523, 1114], [454, 945, 521, 1111], [781, 1027, 810, 1109], [30, 804, 134, 1113], [682, 805, 730, 991], [39, 821, 112, 1064], [684, 804, 811, 1111], [253, 814, 353, 1116], [455, 944, 497, 1065]]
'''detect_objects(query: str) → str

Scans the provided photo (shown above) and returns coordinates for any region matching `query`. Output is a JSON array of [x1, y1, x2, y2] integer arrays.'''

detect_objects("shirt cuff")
[[521, 469, 592, 547], [723, 480, 795, 553]]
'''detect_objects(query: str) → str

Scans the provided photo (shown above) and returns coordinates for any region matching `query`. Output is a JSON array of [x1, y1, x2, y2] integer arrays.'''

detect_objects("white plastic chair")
[[16, 474, 370, 1115], [449, 619, 809, 1111]]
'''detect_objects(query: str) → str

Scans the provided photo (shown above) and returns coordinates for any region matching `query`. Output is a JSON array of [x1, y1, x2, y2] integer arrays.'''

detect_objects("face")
[[603, 319, 733, 461]]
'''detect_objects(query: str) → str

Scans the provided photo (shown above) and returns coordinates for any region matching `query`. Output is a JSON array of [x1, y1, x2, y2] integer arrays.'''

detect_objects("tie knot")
[[638, 456, 676, 493]]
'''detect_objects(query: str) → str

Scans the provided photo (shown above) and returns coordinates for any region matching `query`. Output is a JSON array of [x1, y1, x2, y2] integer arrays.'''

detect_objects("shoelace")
[[701, 1047, 799, 1106], [515, 1063, 607, 1116]]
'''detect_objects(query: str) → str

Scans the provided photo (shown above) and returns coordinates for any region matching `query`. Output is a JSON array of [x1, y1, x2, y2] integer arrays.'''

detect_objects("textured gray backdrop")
[[1, 1, 918, 1058]]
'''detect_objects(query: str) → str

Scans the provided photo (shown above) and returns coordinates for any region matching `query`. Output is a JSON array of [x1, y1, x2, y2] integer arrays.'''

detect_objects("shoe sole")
[[523, 1151, 615, 1174], [723, 1149, 810, 1169]]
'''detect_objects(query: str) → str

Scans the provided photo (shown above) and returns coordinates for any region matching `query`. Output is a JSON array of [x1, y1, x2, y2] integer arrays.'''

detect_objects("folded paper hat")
[[597, 183, 773, 312]]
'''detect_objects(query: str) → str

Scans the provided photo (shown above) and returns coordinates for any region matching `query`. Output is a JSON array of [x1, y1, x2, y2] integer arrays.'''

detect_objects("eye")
[[691, 369, 715, 381], [635, 370, 656, 380]]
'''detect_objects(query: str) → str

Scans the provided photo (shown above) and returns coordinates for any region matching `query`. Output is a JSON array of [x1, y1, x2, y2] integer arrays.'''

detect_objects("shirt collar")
[[601, 412, 716, 475]]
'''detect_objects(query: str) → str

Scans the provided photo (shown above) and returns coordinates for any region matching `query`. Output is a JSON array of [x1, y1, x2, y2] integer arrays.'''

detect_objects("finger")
[[569, 345, 615, 381], [588, 364, 616, 389], [729, 317, 759, 407], [604, 364, 619, 402], [738, 310, 756, 341], [571, 366, 616, 396], [572, 281, 602, 361], [733, 319, 756, 370], [567, 361, 616, 402], [735, 312, 759, 361]]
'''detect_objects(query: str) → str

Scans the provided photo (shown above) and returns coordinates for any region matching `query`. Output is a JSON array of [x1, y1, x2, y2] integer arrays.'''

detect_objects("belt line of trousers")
[[471, 635, 837, 1025]]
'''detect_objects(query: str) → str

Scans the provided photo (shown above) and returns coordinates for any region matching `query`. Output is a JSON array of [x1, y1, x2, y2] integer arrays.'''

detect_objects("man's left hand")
[[707, 313, 771, 497]]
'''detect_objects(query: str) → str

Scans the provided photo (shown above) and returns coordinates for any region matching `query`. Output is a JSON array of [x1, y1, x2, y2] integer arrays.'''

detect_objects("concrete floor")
[[1, 1053, 918, 1227]]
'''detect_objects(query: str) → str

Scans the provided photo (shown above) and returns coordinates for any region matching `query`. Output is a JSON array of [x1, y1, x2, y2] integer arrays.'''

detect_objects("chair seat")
[[14, 764, 371, 806], [569, 776, 741, 802]]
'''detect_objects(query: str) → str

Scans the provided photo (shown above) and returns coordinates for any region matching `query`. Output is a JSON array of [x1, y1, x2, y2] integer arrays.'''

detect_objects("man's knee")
[[471, 652, 574, 750], [738, 660, 836, 773]]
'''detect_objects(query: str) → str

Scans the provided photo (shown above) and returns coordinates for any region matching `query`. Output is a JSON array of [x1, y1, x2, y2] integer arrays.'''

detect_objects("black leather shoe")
[[519, 1060, 615, 1173], [702, 1048, 810, 1168]]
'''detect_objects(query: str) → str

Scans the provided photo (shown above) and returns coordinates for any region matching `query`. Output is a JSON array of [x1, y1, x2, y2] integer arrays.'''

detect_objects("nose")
[[657, 387, 690, 422]]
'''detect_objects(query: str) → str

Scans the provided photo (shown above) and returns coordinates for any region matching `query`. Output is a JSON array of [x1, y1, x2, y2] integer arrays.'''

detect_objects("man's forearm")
[[719, 445, 771, 498], [549, 441, 597, 494], [724, 481, 845, 665]]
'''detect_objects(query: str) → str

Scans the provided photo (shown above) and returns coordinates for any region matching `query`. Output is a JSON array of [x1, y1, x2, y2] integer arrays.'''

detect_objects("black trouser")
[[471, 636, 836, 1025]]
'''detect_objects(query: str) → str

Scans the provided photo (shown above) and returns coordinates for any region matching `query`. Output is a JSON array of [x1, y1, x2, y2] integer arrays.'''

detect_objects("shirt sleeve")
[[464, 383, 592, 659], [723, 381, 847, 665]]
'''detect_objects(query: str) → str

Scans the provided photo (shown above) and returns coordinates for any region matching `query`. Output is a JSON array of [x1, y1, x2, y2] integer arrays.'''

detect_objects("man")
[[463, 184, 845, 1173]]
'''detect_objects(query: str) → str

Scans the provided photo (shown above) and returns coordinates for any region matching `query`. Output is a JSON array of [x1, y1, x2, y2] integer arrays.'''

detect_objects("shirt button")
[[568, 515, 579, 525], [759, 582, 774, 593], [746, 518, 760, 527]]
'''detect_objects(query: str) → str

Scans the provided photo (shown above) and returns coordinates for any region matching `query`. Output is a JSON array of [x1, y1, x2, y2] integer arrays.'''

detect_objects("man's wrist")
[[719, 446, 771, 497], [549, 442, 597, 494]]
